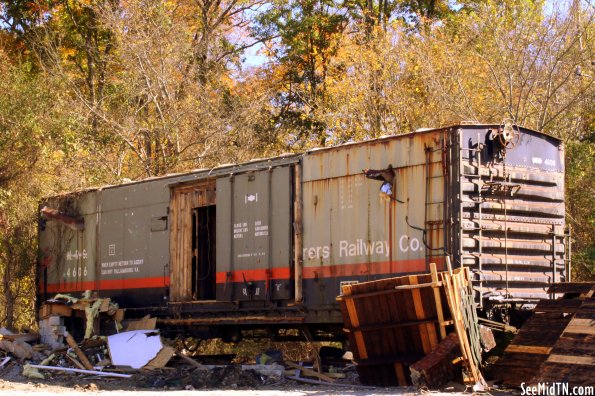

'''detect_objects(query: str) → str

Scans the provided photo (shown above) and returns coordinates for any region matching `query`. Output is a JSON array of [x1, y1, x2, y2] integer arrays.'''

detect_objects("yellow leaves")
[[61, 47, 77, 59]]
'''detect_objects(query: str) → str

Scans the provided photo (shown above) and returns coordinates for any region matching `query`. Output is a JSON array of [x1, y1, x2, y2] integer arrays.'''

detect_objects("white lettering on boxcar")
[[399, 235, 424, 252], [100, 258, 144, 276], [339, 239, 390, 257], [303, 234, 424, 261]]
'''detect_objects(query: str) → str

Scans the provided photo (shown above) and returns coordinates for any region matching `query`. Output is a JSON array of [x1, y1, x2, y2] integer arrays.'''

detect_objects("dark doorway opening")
[[191, 205, 216, 300]]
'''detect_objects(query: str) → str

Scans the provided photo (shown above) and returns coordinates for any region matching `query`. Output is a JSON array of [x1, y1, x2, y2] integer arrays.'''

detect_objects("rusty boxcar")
[[37, 124, 569, 339]]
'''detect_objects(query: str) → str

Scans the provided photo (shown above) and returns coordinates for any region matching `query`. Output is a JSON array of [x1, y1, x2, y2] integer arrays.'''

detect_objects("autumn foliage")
[[0, 0, 592, 329]]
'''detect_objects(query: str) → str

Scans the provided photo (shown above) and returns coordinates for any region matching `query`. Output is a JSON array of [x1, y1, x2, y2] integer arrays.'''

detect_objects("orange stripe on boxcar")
[[302, 258, 444, 279], [43, 276, 170, 293], [215, 267, 291, 283], [213, 258, 445, 283]]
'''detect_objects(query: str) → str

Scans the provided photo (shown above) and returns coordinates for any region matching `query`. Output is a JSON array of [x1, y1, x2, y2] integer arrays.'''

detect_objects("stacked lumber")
[[493, 282, 595, 387]]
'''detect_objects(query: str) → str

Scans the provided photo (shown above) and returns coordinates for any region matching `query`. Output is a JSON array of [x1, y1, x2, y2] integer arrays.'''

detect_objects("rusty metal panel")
[[216, 166, 293, 301], [302, 131, 442, 182], [301, 132, 447, 306], [38, 191, 98, 295]]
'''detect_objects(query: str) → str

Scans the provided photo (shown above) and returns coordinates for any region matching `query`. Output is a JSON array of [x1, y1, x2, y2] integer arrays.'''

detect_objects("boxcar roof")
[[43, 123, 558, 199]]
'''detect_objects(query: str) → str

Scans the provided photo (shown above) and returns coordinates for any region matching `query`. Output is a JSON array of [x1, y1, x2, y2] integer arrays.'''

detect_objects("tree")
[[255, 0, 348, 148], [0, 50, 54, 330]]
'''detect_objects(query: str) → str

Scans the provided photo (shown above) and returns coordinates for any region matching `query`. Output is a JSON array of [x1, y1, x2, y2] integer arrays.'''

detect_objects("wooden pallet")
[[337, 262, 485, 387]]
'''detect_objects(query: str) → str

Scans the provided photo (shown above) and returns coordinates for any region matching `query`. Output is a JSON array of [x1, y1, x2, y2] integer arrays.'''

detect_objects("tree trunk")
[[2, 252, 15, 331]]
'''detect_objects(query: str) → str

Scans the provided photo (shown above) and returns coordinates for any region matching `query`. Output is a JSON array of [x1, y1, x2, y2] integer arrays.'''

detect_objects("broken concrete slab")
[[38, 316, 65, 350]]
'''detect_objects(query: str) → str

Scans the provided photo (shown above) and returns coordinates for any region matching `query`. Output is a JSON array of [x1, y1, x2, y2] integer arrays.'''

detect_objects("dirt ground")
[[0, 360, 496, 396]]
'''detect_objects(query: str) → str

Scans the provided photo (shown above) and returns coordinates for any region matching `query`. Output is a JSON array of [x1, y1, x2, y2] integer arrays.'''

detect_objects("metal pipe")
[[27, 364, 132, 378]]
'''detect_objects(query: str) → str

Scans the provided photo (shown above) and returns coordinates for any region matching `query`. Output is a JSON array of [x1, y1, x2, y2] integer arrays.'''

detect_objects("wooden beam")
[[430, 262, 447, 340], [505, 345, 553, 354], [174, 350, 206, 369], [64, 331, 93, 371], [547, 354, 594, 365], [284, 361, 335, 383]]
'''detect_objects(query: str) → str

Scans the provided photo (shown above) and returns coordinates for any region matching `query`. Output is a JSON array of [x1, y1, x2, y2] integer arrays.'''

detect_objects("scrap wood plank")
[[533, 363, 595, 387], [174, 350, 205, 369], [548, 333, 594, 355], [563, 318, 595, 335], [493, 291, 594, 387], [0, 333, 38, 343], [65, 354, 86, 370], [547, 283, 595, 295], [546, 354, 594, 365], [145, 346, 175, 370], [39, 303, 72, 319], [408, 275, 433, 354], [535, 299, 583, 313], [64, 331, 94, 371], [284, 361, 335, 383], [441, 269, 485, 386], [125, 315, 157, 331], [343, 318, 439, 333], [505, 345, 552, 354], [393, 363, 407, 386], [344, 298, 368, 360], [430, 263, 447, 340]]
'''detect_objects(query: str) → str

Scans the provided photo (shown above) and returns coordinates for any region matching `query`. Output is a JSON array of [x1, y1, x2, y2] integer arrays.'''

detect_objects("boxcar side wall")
[[215, 165, 294, 302], [38, 192, 98, 300], [97, 179, 174, 307], [301, 130, 448, 322]]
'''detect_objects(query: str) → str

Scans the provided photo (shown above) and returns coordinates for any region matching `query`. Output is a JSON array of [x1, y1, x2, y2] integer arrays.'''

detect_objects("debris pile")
[[1, 294, 362, 390], [39, 293, 124, 347]]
